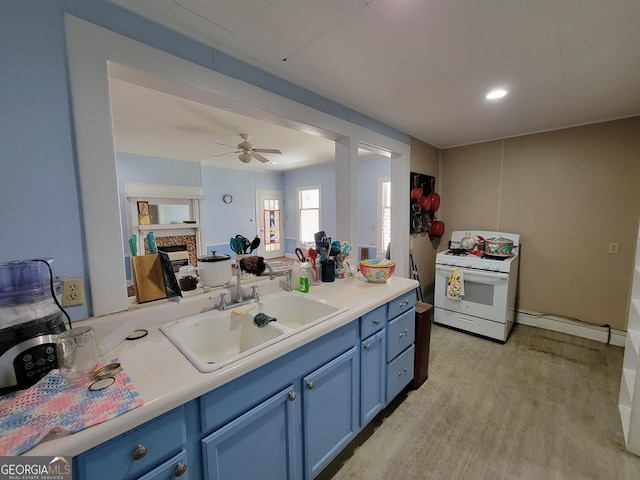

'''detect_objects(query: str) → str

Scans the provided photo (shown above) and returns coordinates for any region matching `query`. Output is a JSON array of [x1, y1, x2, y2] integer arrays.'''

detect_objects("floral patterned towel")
[[446, 267, 464, 300], [0, 361, 143, 456]]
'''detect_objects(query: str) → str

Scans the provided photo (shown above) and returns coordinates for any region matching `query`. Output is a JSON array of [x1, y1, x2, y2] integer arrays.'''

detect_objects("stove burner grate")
[[445, 248, 469, 256]]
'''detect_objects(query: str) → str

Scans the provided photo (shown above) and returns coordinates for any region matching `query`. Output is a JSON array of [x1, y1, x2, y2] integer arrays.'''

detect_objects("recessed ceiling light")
[[486, 89, 508, 100]]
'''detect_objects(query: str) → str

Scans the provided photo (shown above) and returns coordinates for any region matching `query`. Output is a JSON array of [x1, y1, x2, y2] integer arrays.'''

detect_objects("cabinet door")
[[360, 330, 386, 426], [201, 385, 298, 480], [302, 346, 358, 479]]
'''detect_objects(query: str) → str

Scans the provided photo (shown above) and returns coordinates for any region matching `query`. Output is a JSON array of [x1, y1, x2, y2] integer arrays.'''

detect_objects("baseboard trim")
[[516, 311, 626, 347]]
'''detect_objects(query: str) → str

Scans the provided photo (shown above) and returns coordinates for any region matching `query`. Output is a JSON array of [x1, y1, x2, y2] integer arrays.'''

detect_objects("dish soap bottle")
[[291, 261, 301, 290], [299, 262, 310, 293]]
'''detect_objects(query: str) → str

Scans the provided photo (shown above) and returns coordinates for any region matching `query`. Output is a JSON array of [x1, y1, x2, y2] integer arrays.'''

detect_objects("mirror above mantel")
[[125, 183, 205, 263]]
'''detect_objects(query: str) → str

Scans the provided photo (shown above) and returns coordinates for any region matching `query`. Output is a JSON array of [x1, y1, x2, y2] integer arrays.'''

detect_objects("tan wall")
[[439, 117, 640, 331], [409, 137, 440, 302]]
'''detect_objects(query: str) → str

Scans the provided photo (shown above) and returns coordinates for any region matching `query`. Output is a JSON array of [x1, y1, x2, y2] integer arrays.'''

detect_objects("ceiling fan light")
[[238, 152, 253, 163]]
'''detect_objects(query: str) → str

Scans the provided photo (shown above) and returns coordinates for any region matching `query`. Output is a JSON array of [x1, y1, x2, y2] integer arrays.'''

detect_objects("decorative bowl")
[[359, 259, 396, 283]]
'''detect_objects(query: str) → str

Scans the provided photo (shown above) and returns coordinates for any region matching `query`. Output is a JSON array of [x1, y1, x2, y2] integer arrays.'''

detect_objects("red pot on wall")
[[429, 191, 441, 212], [411, 177, 423, 201], [419, 195, 432, 211], [429, 220, 445, 238]]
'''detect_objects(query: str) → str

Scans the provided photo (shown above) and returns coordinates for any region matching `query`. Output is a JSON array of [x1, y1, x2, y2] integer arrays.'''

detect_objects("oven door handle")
[[436, 265, 509, 281]]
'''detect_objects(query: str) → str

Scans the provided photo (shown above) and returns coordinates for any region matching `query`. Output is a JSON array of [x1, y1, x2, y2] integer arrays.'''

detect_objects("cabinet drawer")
[[386, 309, 415, 362], [388, 291, 416, 320], [386, 345, 415, 402], [77, 407, 186, 480], [360, 305, 387, 338], [137, 450, 189, 480]]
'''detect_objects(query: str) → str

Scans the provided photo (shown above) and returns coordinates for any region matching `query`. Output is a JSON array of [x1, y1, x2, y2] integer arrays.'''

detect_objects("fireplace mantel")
[[126, 182, 205, 260]]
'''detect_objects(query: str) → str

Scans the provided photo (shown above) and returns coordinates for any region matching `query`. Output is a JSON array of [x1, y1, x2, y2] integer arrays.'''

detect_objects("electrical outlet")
[[62, 277, 84, 307], [608, 242, 619, 255]]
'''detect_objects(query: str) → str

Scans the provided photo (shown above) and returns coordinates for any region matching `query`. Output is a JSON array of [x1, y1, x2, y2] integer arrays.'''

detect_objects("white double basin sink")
[[160, 291, 347, 372]]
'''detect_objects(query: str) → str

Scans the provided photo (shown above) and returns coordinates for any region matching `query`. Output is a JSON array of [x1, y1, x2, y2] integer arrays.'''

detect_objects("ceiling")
[[108, 0, 640, 163], [109, 76, 347, 172]]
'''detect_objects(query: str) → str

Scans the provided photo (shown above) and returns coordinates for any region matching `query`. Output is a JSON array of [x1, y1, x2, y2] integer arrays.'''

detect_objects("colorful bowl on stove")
[[359, 259, 396, 283], [485, 236, 514, 257]]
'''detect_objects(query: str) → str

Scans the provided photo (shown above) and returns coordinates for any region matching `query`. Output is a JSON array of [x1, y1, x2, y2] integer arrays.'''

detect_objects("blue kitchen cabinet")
[[360, 330, 386, 426], [72, 291, 416, 480], [302, 346, 359, 479], [359, 305, 387, 427], [74, 401, 200, 480], [385, 292, 416, 403], [201, 385, 298, 480]]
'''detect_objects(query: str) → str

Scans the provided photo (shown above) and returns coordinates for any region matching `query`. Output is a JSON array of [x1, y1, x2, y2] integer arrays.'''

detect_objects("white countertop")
[[22, 275, 418, 457]]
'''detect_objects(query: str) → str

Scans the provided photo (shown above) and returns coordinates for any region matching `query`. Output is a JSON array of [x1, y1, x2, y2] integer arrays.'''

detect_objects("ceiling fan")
[[215, 133, 282, 163]]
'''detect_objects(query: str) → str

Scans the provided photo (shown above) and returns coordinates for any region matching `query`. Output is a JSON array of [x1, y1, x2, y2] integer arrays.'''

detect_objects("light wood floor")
[[318, 323, 640, 480]]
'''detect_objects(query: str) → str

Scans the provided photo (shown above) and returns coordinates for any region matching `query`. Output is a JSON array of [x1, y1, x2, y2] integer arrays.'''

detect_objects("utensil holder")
[[320, 259, 335, 282]]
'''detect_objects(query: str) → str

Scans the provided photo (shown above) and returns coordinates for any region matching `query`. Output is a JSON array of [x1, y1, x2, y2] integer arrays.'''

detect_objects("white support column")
[[390, 152, 411, 278], [335, 136, 359, 246]]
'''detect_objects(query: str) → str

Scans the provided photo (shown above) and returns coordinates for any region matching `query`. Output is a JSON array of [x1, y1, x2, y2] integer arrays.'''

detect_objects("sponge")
[[253, 312, 277, 328]]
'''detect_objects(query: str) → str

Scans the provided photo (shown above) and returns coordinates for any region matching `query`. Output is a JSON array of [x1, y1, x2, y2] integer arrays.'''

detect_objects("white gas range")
[[434, 231, 520, 342]]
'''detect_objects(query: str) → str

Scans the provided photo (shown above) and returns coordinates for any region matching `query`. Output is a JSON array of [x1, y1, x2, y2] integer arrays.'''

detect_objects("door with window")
[[256, 190, 284, 258]]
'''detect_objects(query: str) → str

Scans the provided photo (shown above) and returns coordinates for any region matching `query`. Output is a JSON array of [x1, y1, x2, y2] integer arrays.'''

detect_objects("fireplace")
[[144, 234, 198, 270]]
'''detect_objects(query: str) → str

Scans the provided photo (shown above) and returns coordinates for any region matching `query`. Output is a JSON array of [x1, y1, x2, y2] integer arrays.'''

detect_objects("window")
[[298, 187, 321, 244], [380, 180, 391, 255]]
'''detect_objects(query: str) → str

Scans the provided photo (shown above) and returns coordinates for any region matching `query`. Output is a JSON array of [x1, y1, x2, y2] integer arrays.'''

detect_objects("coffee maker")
[[0, 258, 67, 394]]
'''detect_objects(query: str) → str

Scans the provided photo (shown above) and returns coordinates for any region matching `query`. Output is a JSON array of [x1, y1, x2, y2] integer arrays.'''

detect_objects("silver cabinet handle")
[[398, 368, 408, 376], [174, 461, 188, 477], [132, 444, 148, 460], [364, 343, 371, 351], [399, 329, 409, 337], [307, 381, 315, 390], [373, 318, 380, 325], [288, 391, 297, 401]]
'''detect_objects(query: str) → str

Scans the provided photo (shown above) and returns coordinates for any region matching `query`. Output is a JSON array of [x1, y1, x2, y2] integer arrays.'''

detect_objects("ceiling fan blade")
[[253, 153, 270, 163], [253, 148, 282, 154], [216, 142, 240, 149], [212, 150, 240, 158]]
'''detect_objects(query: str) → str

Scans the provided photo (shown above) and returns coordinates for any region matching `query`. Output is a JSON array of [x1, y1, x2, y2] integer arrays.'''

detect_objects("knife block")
[[131, 254, 167, 303]]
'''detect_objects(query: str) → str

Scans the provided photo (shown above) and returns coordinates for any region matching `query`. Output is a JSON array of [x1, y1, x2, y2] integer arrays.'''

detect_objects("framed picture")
[[137, 201, 151, 225]]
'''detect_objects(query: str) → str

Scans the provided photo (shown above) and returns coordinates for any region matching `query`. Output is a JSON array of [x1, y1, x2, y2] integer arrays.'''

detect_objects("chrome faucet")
[[216, 292, 228, 311], [263, 261, 275, 280], [235, 262, 245, 303]]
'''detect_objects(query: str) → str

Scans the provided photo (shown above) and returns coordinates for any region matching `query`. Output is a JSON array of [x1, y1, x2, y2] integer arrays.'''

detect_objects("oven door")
[[434, 265, 510, 323]]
